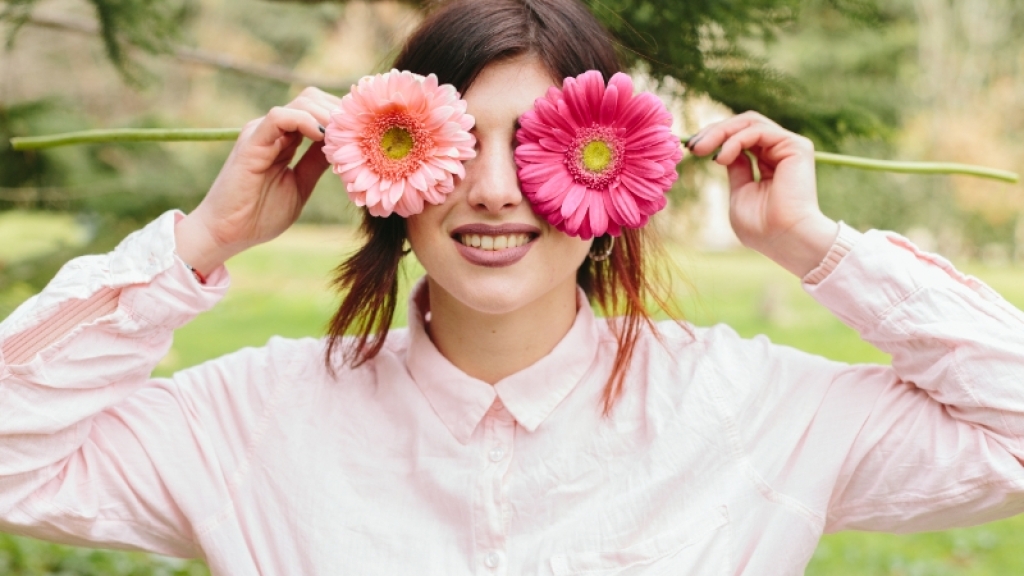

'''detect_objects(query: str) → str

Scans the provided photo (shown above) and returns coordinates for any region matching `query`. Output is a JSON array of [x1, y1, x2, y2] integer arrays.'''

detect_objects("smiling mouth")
[[453, 233, 536, 251]]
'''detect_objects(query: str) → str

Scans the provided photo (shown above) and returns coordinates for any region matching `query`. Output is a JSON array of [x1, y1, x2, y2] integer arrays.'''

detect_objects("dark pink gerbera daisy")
[[514, 71, 683, 239]]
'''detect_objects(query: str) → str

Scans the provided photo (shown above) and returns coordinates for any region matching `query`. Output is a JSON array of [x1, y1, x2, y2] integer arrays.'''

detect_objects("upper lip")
[[450, 223, 542, 236]]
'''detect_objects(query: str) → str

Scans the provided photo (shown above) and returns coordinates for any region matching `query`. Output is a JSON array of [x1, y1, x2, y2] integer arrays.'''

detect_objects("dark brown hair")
[[326, 0, 678, 413]]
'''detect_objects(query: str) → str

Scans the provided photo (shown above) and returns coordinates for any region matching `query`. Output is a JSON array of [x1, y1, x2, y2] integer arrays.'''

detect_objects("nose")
[[464, 138, 524, 213]]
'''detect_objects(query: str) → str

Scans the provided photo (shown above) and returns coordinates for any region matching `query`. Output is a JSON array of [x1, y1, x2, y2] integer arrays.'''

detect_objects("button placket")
[[473, 404, 515, 574]]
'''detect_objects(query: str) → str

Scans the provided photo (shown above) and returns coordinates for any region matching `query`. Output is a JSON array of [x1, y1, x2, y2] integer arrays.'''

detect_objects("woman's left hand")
[[687, 112, 839, 278]]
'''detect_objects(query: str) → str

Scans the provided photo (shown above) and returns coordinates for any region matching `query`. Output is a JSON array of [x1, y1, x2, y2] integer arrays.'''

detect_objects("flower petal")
[[351, 168, 380, 192], [587, 193, 609, 238], [515, 143, 565, 165], [625, 125, 675, 150], [538, 137, 569, 153], [564, 197, 589, 237], [578, 70, 605, 124], [561, 183, 589, 219], [407, 169, 428, 192], [600, 84, 619, 126], [623, 158, 666, 179], [618, 173, 665, 202], [388, 178, 406, 206], [519, 161, 567, 182], [395, 187, 425, 217], [608, 73, 634, 114], [608, 184, 642, 228], [427, 105, 455, 129]]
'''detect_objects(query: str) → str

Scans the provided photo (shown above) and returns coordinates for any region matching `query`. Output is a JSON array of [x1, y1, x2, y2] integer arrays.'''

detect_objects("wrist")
[[174, 212, 239, 278], [759, 215, 840, 278]]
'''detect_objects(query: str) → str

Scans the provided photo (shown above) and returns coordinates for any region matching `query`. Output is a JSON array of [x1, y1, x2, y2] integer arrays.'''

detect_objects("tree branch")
[[21, 12, 358, 92]]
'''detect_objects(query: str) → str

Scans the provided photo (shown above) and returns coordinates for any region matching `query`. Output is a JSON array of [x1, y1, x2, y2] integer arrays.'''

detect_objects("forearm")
[[174, 210, 244, 279], [806, 228, 1024, 440], [0, 211, 227, 485], [761, 213, 840, 279]]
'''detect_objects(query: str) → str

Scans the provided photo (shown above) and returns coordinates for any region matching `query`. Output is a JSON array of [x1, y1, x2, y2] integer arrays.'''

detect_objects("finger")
[[273, 133, 305, 168], [293, 140, 330, 201], [296, 86, 346, 109], [290, 87, 345, 126], [687, 112, 781, 157], [286, 95, 335, 131], [725, 150, 756, 189], [714, 125, 792, 166], [250, 106, 325, 149]]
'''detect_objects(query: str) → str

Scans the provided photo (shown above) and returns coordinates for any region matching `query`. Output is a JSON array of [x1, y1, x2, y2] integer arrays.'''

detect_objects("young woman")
[[2, 0, 1023, 574]]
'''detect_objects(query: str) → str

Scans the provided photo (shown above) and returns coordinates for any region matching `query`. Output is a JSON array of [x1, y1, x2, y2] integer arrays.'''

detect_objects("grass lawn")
[[3, 215, 1024, 574], [0, 210, 89, 262]]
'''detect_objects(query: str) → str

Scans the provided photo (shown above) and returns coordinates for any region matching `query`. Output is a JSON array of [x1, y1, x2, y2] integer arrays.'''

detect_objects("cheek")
[[405, 206, 453, 276], [548, 236, 593, 273], [405, 206, 442, 248]]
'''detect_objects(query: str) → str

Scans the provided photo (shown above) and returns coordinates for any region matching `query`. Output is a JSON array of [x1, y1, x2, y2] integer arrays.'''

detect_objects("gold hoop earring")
[[588, 236, 615, 262]]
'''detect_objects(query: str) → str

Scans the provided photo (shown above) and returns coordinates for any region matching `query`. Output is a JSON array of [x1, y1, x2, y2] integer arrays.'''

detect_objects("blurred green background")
[[2, 0, 1024, 573]]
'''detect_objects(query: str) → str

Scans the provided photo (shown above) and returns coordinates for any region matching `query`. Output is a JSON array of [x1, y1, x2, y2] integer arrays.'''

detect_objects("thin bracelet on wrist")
[[183, 262, 207, 285]]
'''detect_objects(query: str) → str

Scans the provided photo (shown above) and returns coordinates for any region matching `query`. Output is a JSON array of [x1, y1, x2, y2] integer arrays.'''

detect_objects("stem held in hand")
[[10, 128, 242, 150], [8, 129, 1020, 184]]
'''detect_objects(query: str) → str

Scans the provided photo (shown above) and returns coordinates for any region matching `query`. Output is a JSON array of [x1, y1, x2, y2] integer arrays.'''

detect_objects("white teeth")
[[457, 233, 531, 250]]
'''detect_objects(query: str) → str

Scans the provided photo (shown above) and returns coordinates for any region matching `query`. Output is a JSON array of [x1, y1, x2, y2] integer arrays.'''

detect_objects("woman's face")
[[406, 55, 592, 316]]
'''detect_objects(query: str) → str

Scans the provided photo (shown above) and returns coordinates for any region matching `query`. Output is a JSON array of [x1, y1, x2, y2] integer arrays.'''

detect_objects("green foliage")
[[2, 0, 892, 144], [0, 533, 209, 576], [585, 0, 887, 146], [0, 101, 67, 191], [1, 0, 196, 84]]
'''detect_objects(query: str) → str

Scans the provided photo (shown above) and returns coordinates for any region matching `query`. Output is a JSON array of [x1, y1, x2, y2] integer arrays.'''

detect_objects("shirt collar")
[[405, 278, 600, 444]]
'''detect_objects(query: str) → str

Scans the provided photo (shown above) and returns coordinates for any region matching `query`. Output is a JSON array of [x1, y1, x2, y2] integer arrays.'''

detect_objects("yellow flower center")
[[380, 126, 415, 160], [581, 140, 613, 173]]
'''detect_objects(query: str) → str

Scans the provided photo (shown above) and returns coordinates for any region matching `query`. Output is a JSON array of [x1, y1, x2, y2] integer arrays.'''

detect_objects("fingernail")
[[687, 135, 703, 149], [318, 124, 326, 134]]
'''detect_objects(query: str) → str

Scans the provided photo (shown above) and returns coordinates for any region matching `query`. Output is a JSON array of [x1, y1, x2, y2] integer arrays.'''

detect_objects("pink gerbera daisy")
[[323, 70, 476, 217], [514, 71, 683, 239]]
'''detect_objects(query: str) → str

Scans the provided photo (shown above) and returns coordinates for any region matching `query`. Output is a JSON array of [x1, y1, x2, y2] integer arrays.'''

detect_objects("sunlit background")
[[2, 0, 1023, 573]]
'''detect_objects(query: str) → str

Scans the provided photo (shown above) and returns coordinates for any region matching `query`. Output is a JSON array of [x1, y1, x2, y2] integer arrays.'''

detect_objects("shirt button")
[[489, 446, 506, 462], [491, 399, 504, 412], [484, 551, 501, 568]]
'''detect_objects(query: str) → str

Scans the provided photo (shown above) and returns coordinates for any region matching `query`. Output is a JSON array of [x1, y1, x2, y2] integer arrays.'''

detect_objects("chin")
[[431, 274, 550, 317]]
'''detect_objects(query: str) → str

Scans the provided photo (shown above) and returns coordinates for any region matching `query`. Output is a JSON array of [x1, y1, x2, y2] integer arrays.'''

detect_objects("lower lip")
[[453, 238, 533, 267]]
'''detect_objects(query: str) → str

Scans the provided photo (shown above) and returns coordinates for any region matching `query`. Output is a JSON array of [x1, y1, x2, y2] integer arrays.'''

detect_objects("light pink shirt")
[[1, 211, 1023, 575]]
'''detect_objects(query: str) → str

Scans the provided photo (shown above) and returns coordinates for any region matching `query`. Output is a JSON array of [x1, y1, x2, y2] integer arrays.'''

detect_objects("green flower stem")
[[10, 128, 242, 150], [813, 151, 1018, 183], [682, 136, 1018, 184], [9, 129, 1021, 184]]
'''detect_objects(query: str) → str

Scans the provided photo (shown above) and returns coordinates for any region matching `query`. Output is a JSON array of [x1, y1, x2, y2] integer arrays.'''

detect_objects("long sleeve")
[[811, 229, 1024, 531], [0, 211, 241, 556], [723, 225, 1024, 536]]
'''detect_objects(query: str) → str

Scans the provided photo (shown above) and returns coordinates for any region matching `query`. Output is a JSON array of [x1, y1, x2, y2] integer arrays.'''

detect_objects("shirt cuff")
[[802, 221, 863, 285]]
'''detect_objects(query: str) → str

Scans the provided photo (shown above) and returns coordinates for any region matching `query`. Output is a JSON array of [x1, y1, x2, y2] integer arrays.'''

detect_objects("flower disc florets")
[[323, 69, 477, 218], [515, 70, 683, 239]]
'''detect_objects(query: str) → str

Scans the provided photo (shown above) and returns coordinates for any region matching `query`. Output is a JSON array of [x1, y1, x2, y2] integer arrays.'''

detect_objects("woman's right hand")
[[174, 87, 344, 276]]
